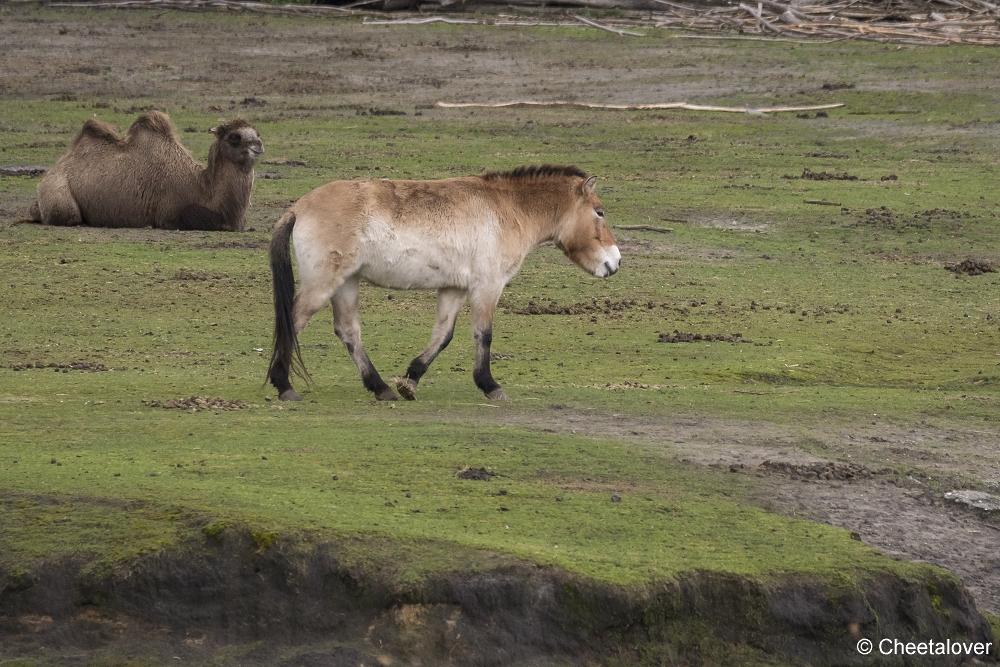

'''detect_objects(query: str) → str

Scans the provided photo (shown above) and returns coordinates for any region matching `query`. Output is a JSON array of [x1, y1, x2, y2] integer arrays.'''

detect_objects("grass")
[[1, 6, 999, 641]]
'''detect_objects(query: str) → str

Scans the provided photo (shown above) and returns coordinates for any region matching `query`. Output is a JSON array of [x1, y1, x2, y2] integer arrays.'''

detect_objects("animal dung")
[[143, 397, 251, 412]]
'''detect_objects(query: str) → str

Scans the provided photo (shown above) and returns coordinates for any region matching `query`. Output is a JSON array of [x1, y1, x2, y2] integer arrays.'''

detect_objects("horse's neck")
[[512, 187, 571, 247]]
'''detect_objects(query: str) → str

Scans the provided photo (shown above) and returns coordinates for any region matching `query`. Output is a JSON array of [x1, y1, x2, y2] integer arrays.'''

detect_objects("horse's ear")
[[583, 176, 597, 194]]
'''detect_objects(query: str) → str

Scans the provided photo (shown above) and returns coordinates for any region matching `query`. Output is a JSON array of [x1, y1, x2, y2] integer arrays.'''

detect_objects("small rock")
[[944, 490, 1000, 511], [611, 493, 621, 503]]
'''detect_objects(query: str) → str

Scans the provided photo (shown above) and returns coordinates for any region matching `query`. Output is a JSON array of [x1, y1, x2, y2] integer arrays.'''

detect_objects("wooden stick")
[[739, 1, 785, 32], [435, 100, 846, 114], [571, 15, 646, 36], [648, 0, 698, 11], [363, 16, 480, 24], [615, 224, 675, 232], [804, 199, 843, 206]]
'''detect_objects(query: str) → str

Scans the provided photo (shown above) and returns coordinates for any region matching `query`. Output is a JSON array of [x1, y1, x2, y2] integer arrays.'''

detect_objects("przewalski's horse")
[[266, 165, 620, 402]]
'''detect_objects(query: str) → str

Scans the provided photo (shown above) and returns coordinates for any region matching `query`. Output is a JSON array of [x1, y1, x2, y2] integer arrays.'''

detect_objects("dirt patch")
[[457, 467, 496, 480], [172, 268, 228, 281], [10, 361, 110, 372], [503, 298, 645, 316], [784, 167, 859, 181], [946, 259, 995, 276], [142, 397, 251, 411], [191, 238, 269, 250], [0, 165, 46, 177], [757, 459, 876, 481], [658, 331, 751, 344]]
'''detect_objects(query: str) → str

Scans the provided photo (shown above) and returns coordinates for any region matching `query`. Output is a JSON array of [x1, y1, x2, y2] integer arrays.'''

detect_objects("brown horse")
[[266, 165, 620, 402]]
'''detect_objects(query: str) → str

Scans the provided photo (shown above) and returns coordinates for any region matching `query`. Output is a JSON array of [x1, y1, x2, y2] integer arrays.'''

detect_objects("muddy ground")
[[1, 1, 998, 629]]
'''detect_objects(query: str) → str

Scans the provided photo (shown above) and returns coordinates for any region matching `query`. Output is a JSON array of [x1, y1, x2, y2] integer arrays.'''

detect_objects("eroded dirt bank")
[[0, 529, 995, 666], [494, 408, 1000, 616]]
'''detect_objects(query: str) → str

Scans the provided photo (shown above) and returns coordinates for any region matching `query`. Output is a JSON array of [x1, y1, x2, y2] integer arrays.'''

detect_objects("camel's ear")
[[209, 126, 224, 138], [583, 176, 597, 194]]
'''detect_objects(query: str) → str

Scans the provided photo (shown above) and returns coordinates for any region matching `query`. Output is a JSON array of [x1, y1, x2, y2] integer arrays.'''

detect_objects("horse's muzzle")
[[595, 245, 621, 278]]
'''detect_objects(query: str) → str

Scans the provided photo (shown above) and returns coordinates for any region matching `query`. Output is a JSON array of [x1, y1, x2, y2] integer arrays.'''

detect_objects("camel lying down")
[[29, 111, 263, 231]]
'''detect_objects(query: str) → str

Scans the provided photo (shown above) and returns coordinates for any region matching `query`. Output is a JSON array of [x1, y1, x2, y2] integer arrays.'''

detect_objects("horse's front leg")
[[332, 277, 399, 401], [397, 287, 467, 400], [470, 286, 508, 401]]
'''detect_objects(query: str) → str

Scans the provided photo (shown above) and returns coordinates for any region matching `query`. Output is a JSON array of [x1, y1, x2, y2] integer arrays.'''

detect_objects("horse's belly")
[[359, 255, 468, 290]]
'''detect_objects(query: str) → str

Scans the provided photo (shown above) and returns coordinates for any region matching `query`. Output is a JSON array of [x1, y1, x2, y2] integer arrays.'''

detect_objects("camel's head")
[[210, 118, 263, 170]]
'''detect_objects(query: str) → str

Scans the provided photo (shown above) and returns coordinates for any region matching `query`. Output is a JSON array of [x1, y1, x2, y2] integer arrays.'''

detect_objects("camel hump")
[[127, 111, 178, 142], [76, 118, 123, 146]]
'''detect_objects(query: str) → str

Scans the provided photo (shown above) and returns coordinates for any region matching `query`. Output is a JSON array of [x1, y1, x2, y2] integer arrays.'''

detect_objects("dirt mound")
[[760, 459, 875, 481], [457, 467, 496, 481], [505, 298, 644, 316], [143, 397, 250, 412], [0, 165, 46, 177], [658, 331, 750, 344], [945, 259, 995, 276], [10, 361, 110, 372], [785, 167, 859, 181], [172, 269, 227, 281]]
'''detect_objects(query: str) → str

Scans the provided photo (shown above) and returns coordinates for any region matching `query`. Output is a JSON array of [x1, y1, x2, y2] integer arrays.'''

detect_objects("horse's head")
[[554, 176, 621, 278]]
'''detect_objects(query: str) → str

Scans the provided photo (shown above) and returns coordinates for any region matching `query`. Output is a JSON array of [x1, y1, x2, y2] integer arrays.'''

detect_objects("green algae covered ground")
[[1, 5, 999, 663]]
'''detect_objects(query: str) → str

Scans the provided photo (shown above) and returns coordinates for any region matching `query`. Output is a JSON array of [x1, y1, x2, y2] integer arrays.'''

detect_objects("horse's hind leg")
[[470, 285, 508, 401], [270, 278, 339, 402], [332, 277, 398, 401], [397, 287, 466, 400]]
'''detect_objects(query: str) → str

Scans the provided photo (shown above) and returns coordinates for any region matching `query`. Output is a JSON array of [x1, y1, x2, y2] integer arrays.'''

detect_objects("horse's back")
[[291, 177, 503, 291]]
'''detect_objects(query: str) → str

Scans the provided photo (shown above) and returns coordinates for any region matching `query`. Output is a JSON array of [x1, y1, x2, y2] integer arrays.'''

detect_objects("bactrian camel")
[[29, 111, 263, 231]]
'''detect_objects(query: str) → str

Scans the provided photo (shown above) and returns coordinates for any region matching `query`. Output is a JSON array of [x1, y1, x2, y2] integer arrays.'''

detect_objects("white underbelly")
[[357, 245, 472, 291]]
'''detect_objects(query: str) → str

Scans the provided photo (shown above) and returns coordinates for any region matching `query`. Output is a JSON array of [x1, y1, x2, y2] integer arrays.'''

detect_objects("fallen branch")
[[363, 16, 481, 24], [804, 199, 843, 206], [436, 100, 845, 114], [615, 224, 675, 233], [572, 14, 647, 35], [739, 2, 785, 32], [49, 0, 352, 13]]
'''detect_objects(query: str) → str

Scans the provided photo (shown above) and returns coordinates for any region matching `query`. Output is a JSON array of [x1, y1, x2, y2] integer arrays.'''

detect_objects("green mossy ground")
[[1, 8, 999, 662]]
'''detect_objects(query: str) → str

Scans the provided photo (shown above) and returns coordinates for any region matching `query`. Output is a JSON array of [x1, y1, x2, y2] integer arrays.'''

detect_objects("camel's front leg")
[[470, 285, 508, 401], [36, 171, 82, 226], [397, 287, 467, 400]]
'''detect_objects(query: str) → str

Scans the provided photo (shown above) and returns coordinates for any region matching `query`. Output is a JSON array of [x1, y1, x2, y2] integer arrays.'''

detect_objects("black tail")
[[266, 211, 309, 393]]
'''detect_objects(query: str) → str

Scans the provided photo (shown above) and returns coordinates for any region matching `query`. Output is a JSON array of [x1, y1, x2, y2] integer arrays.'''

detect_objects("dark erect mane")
[[482, 165, 588, 182]]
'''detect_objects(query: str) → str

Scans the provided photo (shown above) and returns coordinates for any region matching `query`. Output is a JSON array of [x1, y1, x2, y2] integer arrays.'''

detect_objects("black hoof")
[[376, 387, 400, 401], [279, 389, 302, 402]]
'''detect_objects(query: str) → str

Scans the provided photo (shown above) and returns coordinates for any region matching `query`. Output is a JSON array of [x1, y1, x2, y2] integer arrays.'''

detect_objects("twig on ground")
[[615, 225, 675, 233], [572, 15, 647, 35], [435, 100, 846, 114]]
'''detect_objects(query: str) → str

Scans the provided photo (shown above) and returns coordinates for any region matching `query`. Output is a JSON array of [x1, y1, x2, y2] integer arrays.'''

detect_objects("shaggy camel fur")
[[29, 111, 263, 230]]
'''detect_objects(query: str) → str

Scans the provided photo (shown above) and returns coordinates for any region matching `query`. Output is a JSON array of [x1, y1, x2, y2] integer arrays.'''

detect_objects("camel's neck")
[[200, 150, 254, 229]]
